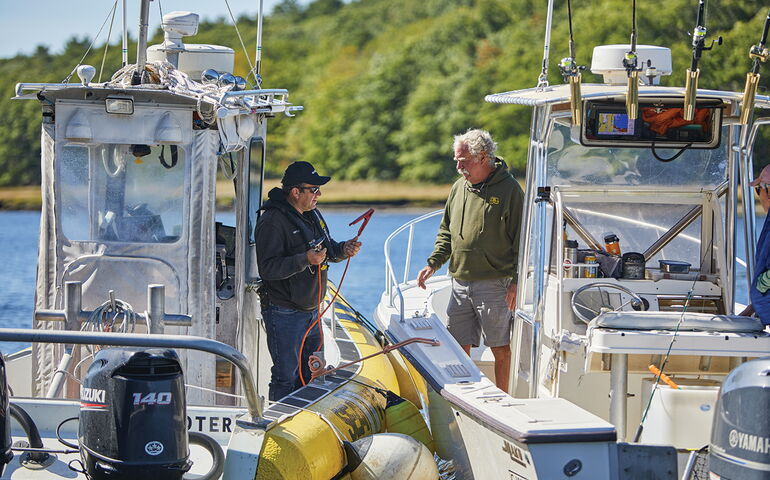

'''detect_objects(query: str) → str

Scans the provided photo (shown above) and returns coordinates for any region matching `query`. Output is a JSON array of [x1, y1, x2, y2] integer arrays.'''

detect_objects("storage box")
[[639, 378, 720, 449]]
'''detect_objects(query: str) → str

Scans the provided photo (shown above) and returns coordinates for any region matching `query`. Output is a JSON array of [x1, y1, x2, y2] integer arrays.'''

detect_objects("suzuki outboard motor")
[[79, 348, 190, 479], [710, 358, 770, 479]]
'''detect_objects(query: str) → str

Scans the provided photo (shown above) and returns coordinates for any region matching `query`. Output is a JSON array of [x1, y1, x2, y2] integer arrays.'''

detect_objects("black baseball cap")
[[281, 161, 331, 187]]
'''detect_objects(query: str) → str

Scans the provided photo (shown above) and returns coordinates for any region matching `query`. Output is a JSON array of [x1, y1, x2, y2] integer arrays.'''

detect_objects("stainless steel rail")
[[642, 205, 702, 261], [562, 206, 603, 252], [382, 210, 443, 321], [34, 283, 192, 330], [221, 89, 289, 98], [0, 328, 264, 421], [15, 83, 77, 97]]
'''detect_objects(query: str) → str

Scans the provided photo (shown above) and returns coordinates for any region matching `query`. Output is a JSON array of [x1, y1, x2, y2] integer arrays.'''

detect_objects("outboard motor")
[[79, 348, 190, 479], [709, 358, 770, 479]]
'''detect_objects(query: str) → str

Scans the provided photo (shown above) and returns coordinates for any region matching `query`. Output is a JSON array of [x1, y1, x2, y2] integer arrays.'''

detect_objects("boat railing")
[[14, 83, 304, 117], [14, 83, 74, 98], [383, 209, 443, 322], [29, 281, 265, 424], [218, 89, 304, 117], [0, 328, 265, 423]]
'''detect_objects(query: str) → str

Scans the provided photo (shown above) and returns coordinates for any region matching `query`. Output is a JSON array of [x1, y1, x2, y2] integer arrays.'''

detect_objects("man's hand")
[[417, 266, 435, 289], [343, 239, 362, 258], [307, 247, 327, 265], [505, 282, 518, 311]]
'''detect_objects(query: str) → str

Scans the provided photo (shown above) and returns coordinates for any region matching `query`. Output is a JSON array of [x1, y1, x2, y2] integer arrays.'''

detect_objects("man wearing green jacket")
[[417, 129, 524, 392]]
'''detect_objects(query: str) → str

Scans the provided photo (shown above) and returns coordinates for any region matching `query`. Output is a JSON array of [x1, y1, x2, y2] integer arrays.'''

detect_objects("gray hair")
[[453, 129, 497, 166]]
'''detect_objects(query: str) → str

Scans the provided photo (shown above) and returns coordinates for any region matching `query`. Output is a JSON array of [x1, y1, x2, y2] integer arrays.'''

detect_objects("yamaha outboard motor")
[[0, 356, 13, 476], [710, 358, 770, 479], [79, 348, 190, 479]]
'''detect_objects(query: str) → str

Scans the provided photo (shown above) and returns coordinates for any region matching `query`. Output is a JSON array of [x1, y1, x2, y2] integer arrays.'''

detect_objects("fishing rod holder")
[[34, 281, 191, 334]]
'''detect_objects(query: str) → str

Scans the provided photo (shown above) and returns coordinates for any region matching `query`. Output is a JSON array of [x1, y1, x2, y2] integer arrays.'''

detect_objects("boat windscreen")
[[565, 201, 704, 269], [546, 123, 728, 189], [58, 144, 185, 244]]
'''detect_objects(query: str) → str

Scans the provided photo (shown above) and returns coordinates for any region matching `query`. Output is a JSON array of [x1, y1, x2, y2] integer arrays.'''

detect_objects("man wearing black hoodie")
[[255, 161, 361, 401]]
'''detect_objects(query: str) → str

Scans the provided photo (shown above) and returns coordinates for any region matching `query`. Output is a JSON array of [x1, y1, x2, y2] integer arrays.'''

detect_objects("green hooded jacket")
[[427, 159, 524, 282]]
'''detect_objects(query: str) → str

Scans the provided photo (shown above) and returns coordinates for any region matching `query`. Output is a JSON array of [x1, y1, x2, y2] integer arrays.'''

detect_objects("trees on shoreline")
[[0, 0, 766, 186]]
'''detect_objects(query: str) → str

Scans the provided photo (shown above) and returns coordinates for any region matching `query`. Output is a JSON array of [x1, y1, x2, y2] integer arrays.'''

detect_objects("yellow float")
[[255, 299, 434, 479]]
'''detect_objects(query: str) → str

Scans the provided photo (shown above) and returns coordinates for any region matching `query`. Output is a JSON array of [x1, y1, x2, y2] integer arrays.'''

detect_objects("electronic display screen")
[[580, 99, 723, 149], [597, 113, 635, 136]]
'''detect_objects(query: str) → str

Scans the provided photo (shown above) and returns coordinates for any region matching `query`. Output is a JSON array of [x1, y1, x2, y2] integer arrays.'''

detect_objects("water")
[[0, 209, 760, 354], [0, 209, 443, 354], [0, 212, 42, 353]]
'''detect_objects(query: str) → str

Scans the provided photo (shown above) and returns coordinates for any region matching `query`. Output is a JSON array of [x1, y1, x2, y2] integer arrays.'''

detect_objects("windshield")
[[547, 122, 729, 188], [563, 201, 705, 269], [59, 144, 185, 243]]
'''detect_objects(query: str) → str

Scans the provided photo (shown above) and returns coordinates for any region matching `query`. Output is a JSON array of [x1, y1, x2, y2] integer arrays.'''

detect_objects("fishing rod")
[[623, 0, 640, 120], [632, 237, 713, 443], [740, 11, 770, 125], [683, 0, 722, 121], [558, 0, 584, 126]]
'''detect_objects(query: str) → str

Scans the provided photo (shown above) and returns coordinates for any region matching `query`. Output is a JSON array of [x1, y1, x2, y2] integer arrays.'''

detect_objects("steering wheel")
[[570, 282, 647, 324]]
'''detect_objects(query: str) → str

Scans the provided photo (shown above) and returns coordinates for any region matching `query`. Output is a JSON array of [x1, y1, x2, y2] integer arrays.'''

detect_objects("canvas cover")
[[33, 103, 219, 403]]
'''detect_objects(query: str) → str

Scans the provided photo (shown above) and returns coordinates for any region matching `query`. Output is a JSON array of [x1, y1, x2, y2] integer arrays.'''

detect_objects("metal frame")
[[514, 101, 750, 404]]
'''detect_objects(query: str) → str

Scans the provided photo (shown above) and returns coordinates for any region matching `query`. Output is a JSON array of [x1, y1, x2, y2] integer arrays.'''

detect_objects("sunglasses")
[[756, 185, 769, 196], [296, 186, 321, 194]]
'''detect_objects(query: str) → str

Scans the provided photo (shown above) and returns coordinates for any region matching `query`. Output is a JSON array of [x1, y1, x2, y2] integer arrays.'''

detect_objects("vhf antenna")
[[683, 0, 722, 121], [253, 0, 265, 88], [623, 0, 640, 120], [740, 11, 770, 125], [559, 0, 584, 126]]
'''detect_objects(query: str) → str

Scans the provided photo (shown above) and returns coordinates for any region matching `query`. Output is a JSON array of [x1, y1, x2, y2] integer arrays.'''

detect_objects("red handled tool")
[[349, 208, 374, 240]]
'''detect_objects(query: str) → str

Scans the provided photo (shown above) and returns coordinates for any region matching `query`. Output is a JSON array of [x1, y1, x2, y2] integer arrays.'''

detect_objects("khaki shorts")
[[447, 277, 513, 348]]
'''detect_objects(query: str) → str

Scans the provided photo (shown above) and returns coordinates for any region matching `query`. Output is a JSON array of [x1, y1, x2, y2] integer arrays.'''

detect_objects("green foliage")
[[1, 0, 769, 186]]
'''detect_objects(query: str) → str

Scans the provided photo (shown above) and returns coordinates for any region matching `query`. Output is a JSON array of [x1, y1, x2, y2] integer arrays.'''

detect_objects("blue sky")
[[0, 0, 288, 59]]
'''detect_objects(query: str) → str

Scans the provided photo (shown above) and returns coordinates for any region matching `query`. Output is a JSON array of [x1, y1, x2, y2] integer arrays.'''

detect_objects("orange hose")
[[298, 224, 368, 387], [649, 364, 680, 389], [297, 256, 353, 386], [297, 267, 324, 386]]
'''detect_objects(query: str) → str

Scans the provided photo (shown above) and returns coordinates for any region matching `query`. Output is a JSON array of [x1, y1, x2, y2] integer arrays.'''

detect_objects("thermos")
[[604, 232, 621, 256], [564, 240, 578, 278]]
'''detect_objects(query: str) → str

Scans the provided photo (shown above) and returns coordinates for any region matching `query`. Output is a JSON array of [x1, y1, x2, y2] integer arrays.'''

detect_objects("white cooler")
[[639, 378, 721, 449]]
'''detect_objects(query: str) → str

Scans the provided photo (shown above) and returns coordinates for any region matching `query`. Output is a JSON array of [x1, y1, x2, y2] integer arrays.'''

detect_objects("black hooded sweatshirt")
[[255, 187, 346, 311]]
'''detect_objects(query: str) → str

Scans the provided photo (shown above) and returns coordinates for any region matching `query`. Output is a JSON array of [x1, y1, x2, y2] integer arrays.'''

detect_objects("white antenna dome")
[[591, 45, 672, 85], [76, 65, 96, 86], [147, 11, 233, 79], [160, 12, 200, 51]]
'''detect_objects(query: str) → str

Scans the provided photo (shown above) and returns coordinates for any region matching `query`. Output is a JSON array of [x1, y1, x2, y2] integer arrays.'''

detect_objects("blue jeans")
[[263, 304, 322, 401]]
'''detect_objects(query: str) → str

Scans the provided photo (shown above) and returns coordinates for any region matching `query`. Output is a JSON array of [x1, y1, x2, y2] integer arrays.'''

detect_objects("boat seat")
[[591, 311, 766, 333]]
